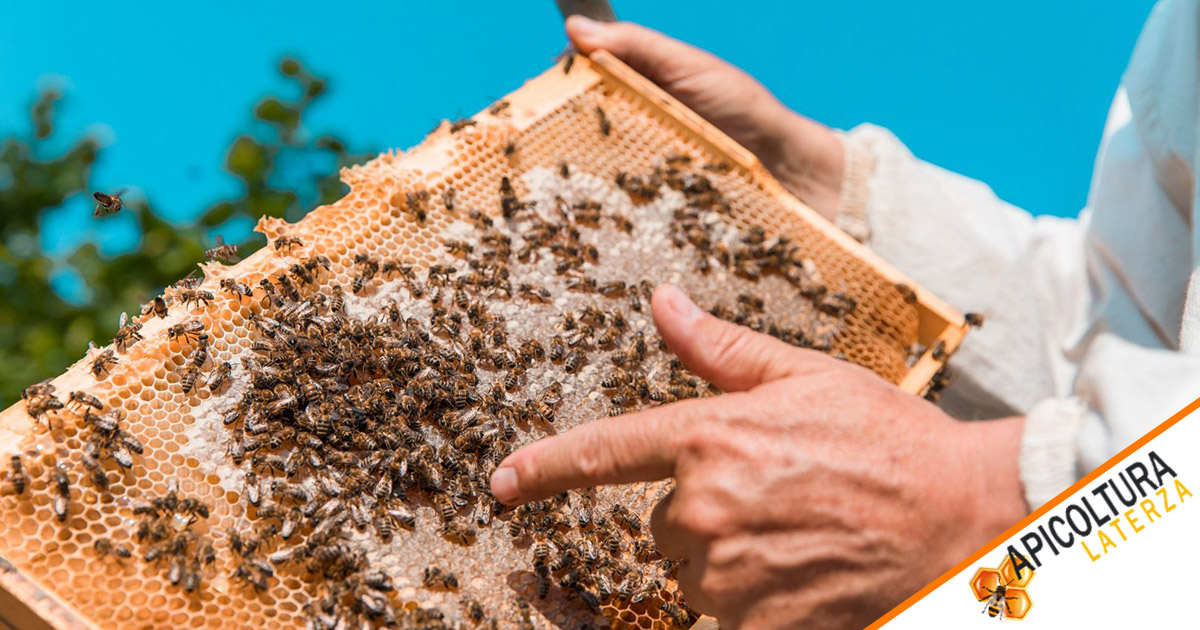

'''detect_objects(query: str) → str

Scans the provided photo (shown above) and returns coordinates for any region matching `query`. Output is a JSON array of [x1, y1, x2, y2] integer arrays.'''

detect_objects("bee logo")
[[969, 554, 1034, 620]]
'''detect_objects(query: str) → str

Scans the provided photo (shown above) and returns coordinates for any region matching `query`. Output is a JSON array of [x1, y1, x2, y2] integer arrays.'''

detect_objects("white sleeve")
[[837, 124, 1200, 509]]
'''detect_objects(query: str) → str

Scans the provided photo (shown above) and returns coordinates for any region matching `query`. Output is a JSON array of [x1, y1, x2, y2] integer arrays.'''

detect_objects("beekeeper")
[[490, 2, 1200, 627]]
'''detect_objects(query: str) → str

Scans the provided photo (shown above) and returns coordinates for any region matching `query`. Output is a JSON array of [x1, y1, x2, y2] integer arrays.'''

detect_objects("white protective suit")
[[835, 0, 1200, 509]]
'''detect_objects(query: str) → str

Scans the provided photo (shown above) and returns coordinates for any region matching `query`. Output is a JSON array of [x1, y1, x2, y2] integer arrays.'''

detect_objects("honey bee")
[[52, 469, 70, 522], [931, 339, 947, 360], [402, 190, 431, 222], [660, 603, 691, 627], [450, 118, 477, 133], [442, 522, 477, 545], [445, 239, 474, 256], [489, 100, 510, 116], [92, 189, 126, 216], [442, 186, 457, 212], [189, 338, 210, 369], [68, 390, 103, 412], [737, 293, 765, 312], [275, 274, 301, 301], [564, 350, 582, 373], [895, 282, 918, 304], [965, 312, 986, 328], [91, 348, 118, 379], [595, 106, 611, 136], [180, 366, 200, 394], [8, 455, 28, 495], [207, 361, 232, 391], [559, 161, 571, 178], [113, 314, 143, 352], [94, 537, 133, 560], [548, 335, 566, 362], [597, 281, 626, 297], [204, 235, 240, 262], [517, 283, 550, 303], [462, 598, 486, 625], [499, 177, 524, 219], [146, 296, 169, 319], [611, 504, 642, 534], [422, 567, 459, 590], [168, 320, 205, 343], [82, 453, 108, 490], [273, 236, 304, 252]]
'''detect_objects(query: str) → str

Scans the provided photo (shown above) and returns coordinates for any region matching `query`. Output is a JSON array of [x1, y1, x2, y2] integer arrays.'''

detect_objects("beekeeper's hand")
[[566, 16, 845, 220], [491, 284, 1027, 630]]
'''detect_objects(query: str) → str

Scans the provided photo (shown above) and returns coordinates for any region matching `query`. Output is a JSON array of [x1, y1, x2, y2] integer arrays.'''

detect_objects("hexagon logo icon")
[[969, 556, 1034, 620]]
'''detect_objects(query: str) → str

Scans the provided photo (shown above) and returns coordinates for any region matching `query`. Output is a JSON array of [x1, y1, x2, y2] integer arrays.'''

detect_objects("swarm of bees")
[[9, 145, 874, 630]]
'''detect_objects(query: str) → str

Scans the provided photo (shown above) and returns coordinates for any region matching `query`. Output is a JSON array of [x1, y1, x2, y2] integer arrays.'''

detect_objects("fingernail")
[[662, 284, 703, 323], [491, 467, 520, 504], [569, 15, 602, 38]]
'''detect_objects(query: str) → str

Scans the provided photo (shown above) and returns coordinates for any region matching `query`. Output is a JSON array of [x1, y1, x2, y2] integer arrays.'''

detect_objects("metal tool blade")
[[555, 0, 617, 22]]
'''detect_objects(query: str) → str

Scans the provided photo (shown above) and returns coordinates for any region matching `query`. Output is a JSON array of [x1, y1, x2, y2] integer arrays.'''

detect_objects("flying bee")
[[422, 567, 459, 590], [92, 189, 126, 216], [207, 361, 232, 391], [273, 236, 304, 252], [204, 235, 240, 262], [965, 312, 986, 328], [595, 106, 611, 136], [8, 455, 27, 495], [94, 537, 133, 560], [52, 470, 70, 522], [91, 348, 117, 379]]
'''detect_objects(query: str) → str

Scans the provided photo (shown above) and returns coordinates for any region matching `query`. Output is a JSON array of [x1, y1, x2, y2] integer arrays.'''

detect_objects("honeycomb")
[[0, 52, 967, 630]]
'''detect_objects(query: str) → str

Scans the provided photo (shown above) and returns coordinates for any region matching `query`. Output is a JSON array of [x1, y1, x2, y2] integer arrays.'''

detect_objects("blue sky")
[[0, 0, 1157, 246]]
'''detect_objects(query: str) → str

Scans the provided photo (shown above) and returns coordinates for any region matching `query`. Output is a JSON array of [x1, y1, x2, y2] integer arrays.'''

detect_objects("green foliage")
[[0, 58, 374, 405]]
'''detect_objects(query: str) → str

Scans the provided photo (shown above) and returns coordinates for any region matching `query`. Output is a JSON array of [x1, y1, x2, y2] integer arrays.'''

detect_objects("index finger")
[[490, 394, 739, 505]]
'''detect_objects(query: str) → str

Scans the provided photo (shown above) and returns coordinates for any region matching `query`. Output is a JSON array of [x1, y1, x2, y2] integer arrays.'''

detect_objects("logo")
[[968, 554, 1035, 620]]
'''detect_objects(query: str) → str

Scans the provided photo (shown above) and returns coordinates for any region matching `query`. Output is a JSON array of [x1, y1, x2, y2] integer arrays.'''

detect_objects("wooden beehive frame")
[[0, 51, 967, 630]]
